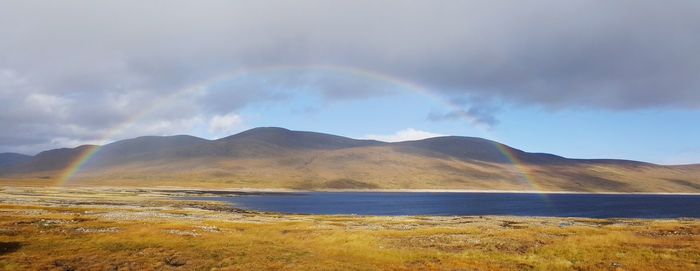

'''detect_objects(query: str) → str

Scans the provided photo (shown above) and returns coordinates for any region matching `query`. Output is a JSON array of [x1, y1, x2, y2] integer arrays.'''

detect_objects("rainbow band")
[[55, 64, 545, 193], [493, 143, 544, 192], [54, 145, 100, 186]]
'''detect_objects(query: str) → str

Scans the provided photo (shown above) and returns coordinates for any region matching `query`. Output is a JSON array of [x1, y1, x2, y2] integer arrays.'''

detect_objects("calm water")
[[195, 192, 700, 218]]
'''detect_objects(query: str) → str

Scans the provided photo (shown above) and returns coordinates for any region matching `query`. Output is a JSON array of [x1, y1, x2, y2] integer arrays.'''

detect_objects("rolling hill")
[[1, 127, 699, 192], [0, 152, 32, 169]]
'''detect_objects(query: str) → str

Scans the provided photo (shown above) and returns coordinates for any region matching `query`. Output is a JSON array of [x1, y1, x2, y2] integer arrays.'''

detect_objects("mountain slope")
[[0, 153, 32, 169], [10, 145, 98, 173], [83, 135, 212, 168], [219, 127, 384, 150], [1, 127, 698, 192]]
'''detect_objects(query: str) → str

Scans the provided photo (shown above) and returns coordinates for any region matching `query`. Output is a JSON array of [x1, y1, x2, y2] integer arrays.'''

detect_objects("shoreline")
[[4, 185, 700, 196], [291, 188, 700, 196]]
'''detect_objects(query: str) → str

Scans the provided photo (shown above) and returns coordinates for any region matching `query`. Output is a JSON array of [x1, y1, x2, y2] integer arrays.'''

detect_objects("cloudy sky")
[[1, 0, 699, 164]]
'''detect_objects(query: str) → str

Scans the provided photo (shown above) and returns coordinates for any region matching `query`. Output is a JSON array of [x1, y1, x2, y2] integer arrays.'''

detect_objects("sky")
[[1, 0, 699, 164]]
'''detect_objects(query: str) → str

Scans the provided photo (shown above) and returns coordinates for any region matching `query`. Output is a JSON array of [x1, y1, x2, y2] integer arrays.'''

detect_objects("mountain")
[[0, 153, 32, 169], [1, 127, 698, 193], [219, 127, 383, 150], [83, 135, 211, 167]]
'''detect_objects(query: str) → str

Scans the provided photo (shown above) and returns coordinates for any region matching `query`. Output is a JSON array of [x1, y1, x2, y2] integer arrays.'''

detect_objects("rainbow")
[[493, 144, 545, 192], [54, 145, 99, 185], [54, 64, 545, 193]]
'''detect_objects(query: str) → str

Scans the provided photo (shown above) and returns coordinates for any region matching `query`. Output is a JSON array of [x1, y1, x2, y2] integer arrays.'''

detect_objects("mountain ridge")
[[1, 127, 698, 192], [1, 127, 664, 164]]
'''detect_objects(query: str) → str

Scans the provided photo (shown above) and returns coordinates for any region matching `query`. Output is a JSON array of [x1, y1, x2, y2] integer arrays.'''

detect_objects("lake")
[[193, 192, 700, 218]]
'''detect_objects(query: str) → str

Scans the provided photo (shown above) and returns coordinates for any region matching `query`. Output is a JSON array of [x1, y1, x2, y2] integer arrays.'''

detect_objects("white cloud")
[[364, 128, 445, 142], [140, 116, 206, 136], [208, 113, 243, 135], [658, 148, 700, 165]]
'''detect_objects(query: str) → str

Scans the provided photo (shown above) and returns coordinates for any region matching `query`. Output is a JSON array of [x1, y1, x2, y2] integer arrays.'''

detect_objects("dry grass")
[[0, 187, 698, 270]]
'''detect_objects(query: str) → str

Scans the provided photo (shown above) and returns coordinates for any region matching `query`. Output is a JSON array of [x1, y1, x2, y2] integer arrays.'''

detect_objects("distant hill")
[[1, 127, 698, 193], [0, 153, 32, 169]]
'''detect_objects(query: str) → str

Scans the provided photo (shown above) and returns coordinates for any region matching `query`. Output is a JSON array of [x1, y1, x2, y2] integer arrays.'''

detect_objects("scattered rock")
[[38, 219, 70, 227], [165, 229, 200, 237], [164, 255, 187, 267], [639, 227, 697, 237], [197, 225, 221, 233], [74, 227, 120, 233], [501, 221, 527, 229], [558, 222, 573, 228]]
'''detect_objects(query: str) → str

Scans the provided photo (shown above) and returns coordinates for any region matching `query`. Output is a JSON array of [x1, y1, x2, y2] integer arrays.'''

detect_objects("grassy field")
[[0, 187, 698, 270]]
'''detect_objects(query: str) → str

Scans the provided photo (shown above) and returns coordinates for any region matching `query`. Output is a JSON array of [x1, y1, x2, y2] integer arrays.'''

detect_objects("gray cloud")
[[1, 0, 699, 153], [428, 107, 499, 129]]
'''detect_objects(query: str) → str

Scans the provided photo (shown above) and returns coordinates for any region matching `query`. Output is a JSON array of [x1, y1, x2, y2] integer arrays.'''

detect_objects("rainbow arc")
[[55, 65, 544, 193]]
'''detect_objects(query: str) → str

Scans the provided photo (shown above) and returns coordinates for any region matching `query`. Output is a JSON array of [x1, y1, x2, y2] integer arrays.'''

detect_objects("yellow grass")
[[0, 187, 698, 270]]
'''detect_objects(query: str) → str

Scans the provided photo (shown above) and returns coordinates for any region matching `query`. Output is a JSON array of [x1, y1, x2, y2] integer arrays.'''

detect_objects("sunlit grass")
[[1, 204, 698, 270], [0, 187, 698, 270]]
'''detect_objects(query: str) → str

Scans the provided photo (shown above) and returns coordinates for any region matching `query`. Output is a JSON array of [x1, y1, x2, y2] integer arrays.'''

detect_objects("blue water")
[[197, 192, 700, 218]]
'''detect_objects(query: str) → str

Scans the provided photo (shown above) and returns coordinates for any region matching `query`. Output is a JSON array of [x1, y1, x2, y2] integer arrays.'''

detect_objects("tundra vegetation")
[[0, 187, 698, 270]]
